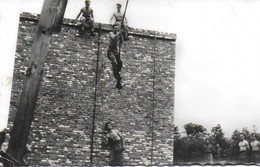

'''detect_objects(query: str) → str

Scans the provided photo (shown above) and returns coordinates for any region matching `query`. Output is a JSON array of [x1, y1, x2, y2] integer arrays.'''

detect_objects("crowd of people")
[[238, 133, 260, 164], [202, 133, 260, 164]]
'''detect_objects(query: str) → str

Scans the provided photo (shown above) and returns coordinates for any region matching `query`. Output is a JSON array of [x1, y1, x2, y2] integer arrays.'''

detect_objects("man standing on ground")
[[250, 133, 260, 164], [239, 133, 250, 163], [203, 139, 214, 164]]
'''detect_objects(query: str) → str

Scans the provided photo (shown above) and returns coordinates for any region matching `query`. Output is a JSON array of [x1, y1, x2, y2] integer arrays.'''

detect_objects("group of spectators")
[[203, 139, 222, 164], [203, 133, 260, 164], [238, 133, 260, 164]]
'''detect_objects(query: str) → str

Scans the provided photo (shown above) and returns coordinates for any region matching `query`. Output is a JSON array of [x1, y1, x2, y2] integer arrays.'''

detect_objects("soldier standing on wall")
[[110, 3, 129, 41], [102, 122, 124, 166], [107, 23, 124, 89], [76, 0, 95, 37]]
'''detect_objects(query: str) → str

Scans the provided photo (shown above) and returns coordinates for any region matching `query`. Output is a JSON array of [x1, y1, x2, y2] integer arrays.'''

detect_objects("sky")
[[1, 0, 260, 138]]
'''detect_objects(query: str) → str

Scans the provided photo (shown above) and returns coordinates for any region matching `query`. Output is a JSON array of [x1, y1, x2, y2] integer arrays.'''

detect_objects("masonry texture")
[[8, 12, 176, 166]]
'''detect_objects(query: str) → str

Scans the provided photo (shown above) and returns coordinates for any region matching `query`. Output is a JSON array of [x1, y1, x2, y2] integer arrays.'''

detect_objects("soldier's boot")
[[116, 76, 122, 89]]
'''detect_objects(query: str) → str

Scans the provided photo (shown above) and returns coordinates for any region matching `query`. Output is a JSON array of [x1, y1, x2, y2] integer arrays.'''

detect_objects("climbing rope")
[[151, 35, 157, 165], [90, 24, 101, 164]]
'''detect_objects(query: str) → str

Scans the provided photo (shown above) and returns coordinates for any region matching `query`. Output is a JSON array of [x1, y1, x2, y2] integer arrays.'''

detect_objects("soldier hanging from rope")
[[107, 22, 124, 89], [110, 3, 129, 41], [107, 1, 130, 89], [76, 0, 95, 37]]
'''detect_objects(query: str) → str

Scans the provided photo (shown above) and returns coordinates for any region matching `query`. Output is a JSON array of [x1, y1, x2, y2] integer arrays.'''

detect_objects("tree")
[[210, 124, 230, 159], [184, 123, 206, 137], [211, 124, 228, 146]]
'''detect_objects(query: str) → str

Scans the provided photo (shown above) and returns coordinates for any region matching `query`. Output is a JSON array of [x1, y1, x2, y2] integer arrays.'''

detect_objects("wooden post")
[[7, 0, 67, 163], [53, 0, 68, 33]]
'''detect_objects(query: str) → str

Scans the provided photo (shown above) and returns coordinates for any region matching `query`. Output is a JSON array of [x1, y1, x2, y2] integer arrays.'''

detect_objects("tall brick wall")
[[8, 12, 176, 166]]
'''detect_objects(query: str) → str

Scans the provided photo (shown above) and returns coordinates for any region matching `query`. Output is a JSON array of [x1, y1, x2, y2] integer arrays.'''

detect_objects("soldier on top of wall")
[[76, 0, 95, 37], [107, 22, 124, 89], [110, 3, 129, 41]]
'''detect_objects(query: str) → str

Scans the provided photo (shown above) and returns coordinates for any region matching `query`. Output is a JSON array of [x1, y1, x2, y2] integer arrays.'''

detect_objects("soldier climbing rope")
[[107, 0, 130, 89]]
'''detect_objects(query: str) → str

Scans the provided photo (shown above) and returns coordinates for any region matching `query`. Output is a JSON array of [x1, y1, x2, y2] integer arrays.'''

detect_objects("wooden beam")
[[53, 0, 68, 33], [7, 0, 67, 163]]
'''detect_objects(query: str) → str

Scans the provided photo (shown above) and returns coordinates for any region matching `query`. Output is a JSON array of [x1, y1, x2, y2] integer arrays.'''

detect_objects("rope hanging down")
[[118, 0, 129, 56], [90, 24, 101, 164], [151, 35, 157, 165]]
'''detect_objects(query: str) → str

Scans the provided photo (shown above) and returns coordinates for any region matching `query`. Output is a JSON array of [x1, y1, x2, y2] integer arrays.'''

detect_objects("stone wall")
[[8, 12, 176, 166]]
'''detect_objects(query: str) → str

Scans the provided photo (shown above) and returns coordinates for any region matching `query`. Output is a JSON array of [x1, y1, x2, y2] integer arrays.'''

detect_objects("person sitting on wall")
[[110, 3, 129, 41], [76, 0, 95, 37], [102, 122, 125, 166], [107, 22, 124, 89]]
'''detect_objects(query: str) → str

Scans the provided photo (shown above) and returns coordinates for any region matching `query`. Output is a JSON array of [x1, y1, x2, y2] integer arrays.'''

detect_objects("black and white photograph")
[[1, 0, 260, 166], [0, 0, 174, 166]]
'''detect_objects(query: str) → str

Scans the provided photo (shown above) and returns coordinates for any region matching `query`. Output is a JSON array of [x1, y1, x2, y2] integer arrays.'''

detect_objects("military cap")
[[116, 3, 122, 7]]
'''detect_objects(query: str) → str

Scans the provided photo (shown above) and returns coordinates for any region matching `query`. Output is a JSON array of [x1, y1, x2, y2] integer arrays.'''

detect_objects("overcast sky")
[[1, 0, 260, 138]]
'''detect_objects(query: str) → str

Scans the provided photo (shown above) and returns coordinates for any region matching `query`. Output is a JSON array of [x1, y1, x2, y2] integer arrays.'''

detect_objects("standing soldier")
[[110, 3, 129, 41], [238, 133, 250, 163], [203, 139, 214, 164], [250, 133, 260, 164], [107, 23, 123, 89], [76, 0, 95, 36], [214, 143, 222, 163]]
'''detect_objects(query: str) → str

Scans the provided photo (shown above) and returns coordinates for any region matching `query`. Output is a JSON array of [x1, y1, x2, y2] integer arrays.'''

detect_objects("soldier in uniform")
[[203, 139, 214, 164], [110, 3, 129, 41], [76, 0, 95, 36], [250, 134, 260, 164], [239, 133, 250, 163], [107, 22, 124, 89]]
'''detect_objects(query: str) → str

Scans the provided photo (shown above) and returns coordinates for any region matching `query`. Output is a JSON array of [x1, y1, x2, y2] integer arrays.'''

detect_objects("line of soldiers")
[[238, 133, 260, 164], [203, 139, 221, 164], [76, 0, 129, 89]]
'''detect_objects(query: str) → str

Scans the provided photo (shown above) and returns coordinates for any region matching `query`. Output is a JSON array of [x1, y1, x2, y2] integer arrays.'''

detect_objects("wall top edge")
[[19, 12, 176, 41]]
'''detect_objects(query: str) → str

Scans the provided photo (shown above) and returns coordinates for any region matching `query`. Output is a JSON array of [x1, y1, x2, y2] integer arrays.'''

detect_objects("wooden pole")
[[7, 0, 67, 163], [53, 0, 68, 33]]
